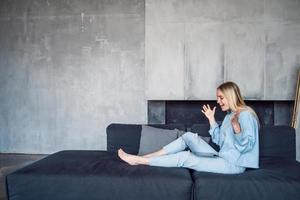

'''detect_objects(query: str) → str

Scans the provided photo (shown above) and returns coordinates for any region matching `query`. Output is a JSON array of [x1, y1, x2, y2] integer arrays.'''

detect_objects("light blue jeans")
[[149, 132, 245, 174]]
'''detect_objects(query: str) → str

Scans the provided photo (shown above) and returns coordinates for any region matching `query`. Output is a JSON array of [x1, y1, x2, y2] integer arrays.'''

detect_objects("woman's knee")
[[181, 132, 197, 143]]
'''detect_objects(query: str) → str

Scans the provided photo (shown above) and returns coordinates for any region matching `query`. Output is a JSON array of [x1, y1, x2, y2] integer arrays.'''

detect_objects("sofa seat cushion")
[[6, 150, 193, 200], [192, 156, 300, 200]]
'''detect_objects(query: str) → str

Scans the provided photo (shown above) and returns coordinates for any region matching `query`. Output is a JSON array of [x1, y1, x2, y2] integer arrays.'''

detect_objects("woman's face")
[[217, 89, 230, 111]]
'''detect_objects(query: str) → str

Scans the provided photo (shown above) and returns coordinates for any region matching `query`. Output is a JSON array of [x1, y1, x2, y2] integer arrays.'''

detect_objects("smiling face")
[[217, 89, 230, 111]]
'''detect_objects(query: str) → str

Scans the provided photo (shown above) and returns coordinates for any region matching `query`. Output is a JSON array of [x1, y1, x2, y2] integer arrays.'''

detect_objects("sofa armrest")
[[106, 123, 142, 155]]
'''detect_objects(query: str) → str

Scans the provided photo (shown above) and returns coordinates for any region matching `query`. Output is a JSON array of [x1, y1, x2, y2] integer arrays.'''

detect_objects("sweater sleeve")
[[208, 122, 221, 146], [233, 111, 258, 153]]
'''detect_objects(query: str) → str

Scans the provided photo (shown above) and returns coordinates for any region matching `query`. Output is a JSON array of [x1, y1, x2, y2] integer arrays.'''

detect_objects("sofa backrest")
[[191, 124, 296, 159], [107, 123, 296, 159], [259, 125, 295, 158], [106, 123, 185, 155]]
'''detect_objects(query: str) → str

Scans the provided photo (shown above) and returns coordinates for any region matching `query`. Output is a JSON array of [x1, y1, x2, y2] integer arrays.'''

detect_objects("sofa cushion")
[[107, 123, 186, 155], [6, 150, 193, 200], [192, 156, 300, 200], [138, 125, 181, 155]]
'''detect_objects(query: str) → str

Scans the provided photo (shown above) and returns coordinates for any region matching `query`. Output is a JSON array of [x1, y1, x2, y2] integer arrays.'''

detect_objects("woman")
[[118, 81, 259, 174]]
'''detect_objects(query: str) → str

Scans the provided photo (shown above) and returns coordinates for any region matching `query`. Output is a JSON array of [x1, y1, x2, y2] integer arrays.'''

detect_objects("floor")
[[0, 154, 47, 200]]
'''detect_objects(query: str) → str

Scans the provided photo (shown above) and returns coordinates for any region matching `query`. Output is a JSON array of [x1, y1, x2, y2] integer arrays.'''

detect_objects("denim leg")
[[149, 151, 191, 168], [162, 136, 188, 154], [181, 153, 245, 174], [181, 132, 218, 156], [163, 132, 217, 156], [149, 151, 245, 174]]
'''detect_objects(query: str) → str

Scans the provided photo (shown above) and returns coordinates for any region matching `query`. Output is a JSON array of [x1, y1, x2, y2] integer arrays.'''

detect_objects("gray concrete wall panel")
[[145, 0, 300, 100], [224, 23, 265, 99], [184, 0, 264, 23], [264, 0, 300, 23], [145, 23, 185, 99], [146, 0, 185, 24], [0, 0, 146, 154], [185, 23, 224, 99], [265, 23, 300, 100]]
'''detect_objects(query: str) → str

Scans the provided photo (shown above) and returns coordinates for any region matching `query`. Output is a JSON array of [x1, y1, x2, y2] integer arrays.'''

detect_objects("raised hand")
[[201, 104, 216, 125]]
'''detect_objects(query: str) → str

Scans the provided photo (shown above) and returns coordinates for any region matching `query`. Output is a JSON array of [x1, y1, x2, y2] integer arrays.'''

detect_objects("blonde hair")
[[217, 81, 259, 122]]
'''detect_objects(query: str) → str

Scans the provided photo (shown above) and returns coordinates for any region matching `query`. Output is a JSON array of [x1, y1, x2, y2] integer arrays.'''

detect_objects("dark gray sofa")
[[6, 124, 300, 200], [191, 125, 300, 200]]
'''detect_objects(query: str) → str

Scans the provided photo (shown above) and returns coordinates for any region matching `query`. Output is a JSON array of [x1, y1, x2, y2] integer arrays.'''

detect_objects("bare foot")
[[118, 149, 139, 165]]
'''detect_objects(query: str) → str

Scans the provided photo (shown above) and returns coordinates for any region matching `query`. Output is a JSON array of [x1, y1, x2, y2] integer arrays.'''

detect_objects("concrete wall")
[[0, 0, 146, 154], [146, 0, 300, 100], [145, 0, 300, 160], [0, 0, 299, 156]]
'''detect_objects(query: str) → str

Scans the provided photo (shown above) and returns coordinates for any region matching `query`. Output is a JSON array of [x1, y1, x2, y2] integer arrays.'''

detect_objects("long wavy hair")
[[217, 81, 259, 122]]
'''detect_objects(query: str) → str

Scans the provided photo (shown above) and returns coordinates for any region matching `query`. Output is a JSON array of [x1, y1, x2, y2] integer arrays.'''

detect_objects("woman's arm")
[[202, 104, 221, 146], [232, 111, 258, 153], [208, 122, 221, 146]]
